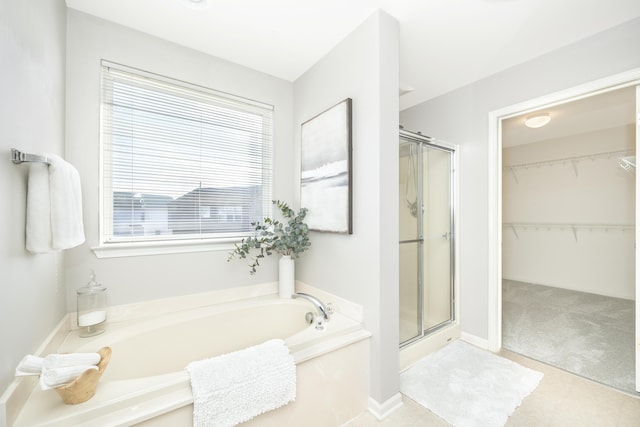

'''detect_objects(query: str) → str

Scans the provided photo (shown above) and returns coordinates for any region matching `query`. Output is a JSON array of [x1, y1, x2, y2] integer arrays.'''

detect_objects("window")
[[100, 61, 273, 248]]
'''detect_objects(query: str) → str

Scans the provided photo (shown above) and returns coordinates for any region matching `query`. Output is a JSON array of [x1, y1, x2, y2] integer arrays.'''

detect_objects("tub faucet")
[[292, 293, 331, 326]]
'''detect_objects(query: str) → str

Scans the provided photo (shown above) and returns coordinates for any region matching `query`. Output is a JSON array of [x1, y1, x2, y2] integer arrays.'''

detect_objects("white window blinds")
[[100, 61, 273, 244]]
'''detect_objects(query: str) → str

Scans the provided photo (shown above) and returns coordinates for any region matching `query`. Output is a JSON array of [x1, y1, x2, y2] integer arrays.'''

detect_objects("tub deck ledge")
[[14, 312, 370, 427]]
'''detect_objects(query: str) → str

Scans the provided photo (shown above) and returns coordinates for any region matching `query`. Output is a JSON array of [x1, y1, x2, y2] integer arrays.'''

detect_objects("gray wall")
[[294, 11, 400, 405], [400, 17, 640, 341], [64, 10, 294, 309], [65, 8, 403, 406], [2, 5, 404, 407], [0, 0, 67, 393]]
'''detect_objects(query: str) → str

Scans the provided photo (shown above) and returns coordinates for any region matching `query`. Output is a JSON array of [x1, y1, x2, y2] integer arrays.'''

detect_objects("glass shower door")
[[399, 137, 421, 343], [399, 131, 455, 346], [423, 145, 453, 331]]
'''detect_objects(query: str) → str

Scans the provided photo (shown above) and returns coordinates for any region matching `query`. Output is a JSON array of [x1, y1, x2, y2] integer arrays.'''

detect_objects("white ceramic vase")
[[279, 255, 295, 298]]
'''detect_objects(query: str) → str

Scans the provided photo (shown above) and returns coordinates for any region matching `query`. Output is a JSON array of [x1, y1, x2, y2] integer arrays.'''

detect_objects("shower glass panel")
[[399, 130, 455, 347], [399, 242, 421, 343]]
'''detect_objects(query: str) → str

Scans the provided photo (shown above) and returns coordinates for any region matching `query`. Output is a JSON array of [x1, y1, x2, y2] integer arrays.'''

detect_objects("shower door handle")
[[442, 231, 451, 241]]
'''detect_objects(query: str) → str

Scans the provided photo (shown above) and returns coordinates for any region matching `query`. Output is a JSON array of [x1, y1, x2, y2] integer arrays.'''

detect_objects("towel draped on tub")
[[186, 338, 296, 427]]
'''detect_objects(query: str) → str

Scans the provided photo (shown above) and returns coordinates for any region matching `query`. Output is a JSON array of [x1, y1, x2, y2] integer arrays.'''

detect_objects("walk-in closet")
[[501, 86, 637, 394]]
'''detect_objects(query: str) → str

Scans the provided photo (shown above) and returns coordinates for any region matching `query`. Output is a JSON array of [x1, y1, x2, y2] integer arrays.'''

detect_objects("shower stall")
[[399, 129, 457, 348]]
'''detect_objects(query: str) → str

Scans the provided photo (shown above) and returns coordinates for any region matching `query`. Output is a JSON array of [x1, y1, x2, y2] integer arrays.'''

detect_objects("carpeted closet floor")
[[502, 279, 637, 395]]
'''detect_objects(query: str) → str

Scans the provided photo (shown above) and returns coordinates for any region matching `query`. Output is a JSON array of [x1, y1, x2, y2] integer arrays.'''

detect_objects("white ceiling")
[[502, 86, 637, 148], [65, 0, 640, 111]]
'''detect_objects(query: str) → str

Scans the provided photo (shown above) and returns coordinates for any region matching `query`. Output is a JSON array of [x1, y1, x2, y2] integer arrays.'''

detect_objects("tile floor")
[[345, 350, 640, 427]]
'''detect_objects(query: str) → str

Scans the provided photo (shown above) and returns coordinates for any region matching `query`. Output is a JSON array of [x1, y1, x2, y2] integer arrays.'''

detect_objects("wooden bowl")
[[54, 347, 111, 404]]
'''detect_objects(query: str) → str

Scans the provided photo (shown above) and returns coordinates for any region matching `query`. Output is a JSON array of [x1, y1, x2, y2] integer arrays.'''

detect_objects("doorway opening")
[[488, 68, 640, 392], [501, 87, 636, 394]]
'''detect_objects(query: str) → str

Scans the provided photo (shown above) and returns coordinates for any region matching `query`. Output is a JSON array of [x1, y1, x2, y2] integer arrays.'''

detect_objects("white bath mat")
[[400, 340, 543, 427]]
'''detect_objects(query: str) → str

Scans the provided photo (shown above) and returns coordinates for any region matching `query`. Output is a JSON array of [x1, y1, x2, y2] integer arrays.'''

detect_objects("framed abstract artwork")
[[300, 98, 352, 234]]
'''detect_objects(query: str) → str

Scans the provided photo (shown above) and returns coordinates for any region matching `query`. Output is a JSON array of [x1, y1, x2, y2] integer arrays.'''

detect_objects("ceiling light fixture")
[[181, 0, 208, 10], [524, 113, 551, 129]]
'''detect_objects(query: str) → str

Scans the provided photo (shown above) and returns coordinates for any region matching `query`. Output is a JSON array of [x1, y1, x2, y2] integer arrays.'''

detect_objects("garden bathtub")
[[13, 295, 371, 427]]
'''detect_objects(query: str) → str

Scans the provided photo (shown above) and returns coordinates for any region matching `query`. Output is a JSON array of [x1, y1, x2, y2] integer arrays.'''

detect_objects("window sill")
[[92, 238, 238, 258]]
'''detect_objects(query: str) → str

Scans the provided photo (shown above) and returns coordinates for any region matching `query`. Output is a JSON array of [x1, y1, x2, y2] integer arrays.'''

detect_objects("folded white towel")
[[15, 355, 44, 376], [39, 365, 98, 390], [186, 338, 296, 427], [26, 163, 53, 253], [48, 154, 85, 250], [43, 352, 101, 369], [25, 154, 85, 253]]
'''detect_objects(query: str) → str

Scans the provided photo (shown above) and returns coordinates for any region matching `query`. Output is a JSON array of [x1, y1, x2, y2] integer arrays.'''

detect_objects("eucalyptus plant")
[[228, 200, 311, 275]]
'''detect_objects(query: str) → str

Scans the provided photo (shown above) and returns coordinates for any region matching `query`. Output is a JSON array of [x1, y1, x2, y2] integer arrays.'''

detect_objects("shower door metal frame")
[[399, 129, 457, 348]]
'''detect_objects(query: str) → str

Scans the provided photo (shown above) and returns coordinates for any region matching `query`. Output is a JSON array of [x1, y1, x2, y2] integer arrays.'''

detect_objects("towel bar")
[[11, 148, 51, 165]]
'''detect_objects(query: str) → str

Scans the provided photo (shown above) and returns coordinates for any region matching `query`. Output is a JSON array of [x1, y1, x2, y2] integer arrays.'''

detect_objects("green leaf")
[[228, 199, 311, 275]]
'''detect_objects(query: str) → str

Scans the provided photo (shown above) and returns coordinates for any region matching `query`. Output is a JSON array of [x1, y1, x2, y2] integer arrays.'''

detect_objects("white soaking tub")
[[13, 293, 371, 427]]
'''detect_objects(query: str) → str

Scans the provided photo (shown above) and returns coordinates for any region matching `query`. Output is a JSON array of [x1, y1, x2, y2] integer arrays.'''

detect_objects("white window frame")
[[93, 61, 273, 258]]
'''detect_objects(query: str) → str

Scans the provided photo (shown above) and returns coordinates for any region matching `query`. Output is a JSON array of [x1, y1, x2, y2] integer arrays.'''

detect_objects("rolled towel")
[[39, 365, 98, 390], [43, 352, 101, 369], [15, 355, 44, 376]]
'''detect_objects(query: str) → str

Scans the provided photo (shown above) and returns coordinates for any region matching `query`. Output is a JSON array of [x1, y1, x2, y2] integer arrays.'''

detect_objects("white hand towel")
[[47, 154, 85, 250], [186, 338, 296, 427], [15, 355, 44, 376], [25, 155, 85, 253], [39, 365, 98, 390], [43, 352, 101, 369], [26, 162, 53, 253]]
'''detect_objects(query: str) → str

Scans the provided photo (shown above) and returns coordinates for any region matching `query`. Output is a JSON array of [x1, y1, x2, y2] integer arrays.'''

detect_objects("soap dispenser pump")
[[77, 270, 107, 337]]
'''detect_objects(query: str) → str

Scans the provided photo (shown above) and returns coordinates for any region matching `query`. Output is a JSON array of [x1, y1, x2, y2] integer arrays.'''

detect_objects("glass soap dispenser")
[[77, 270, 107, 337]]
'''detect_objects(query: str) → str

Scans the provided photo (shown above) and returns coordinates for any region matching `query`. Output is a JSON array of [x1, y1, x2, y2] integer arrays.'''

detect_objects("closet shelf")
[[503, 222, 635, 242], [503, 149, 635, 182]]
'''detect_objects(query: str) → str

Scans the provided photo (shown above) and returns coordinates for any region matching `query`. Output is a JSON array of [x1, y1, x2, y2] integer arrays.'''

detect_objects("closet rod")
[[503, 222, 634, 229], [11, 148, 51, 165], [503, 222, 635, 242], [503, 149, 635, 170]]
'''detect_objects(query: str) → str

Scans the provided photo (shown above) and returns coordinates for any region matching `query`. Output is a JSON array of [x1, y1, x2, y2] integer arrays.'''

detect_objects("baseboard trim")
[[461, 332, 490, 350], [368, 393, 403, 420]]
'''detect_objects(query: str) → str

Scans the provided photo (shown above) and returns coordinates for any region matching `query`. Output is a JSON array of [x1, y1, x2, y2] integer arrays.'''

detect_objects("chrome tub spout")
[[292, 293, 331, 328]]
